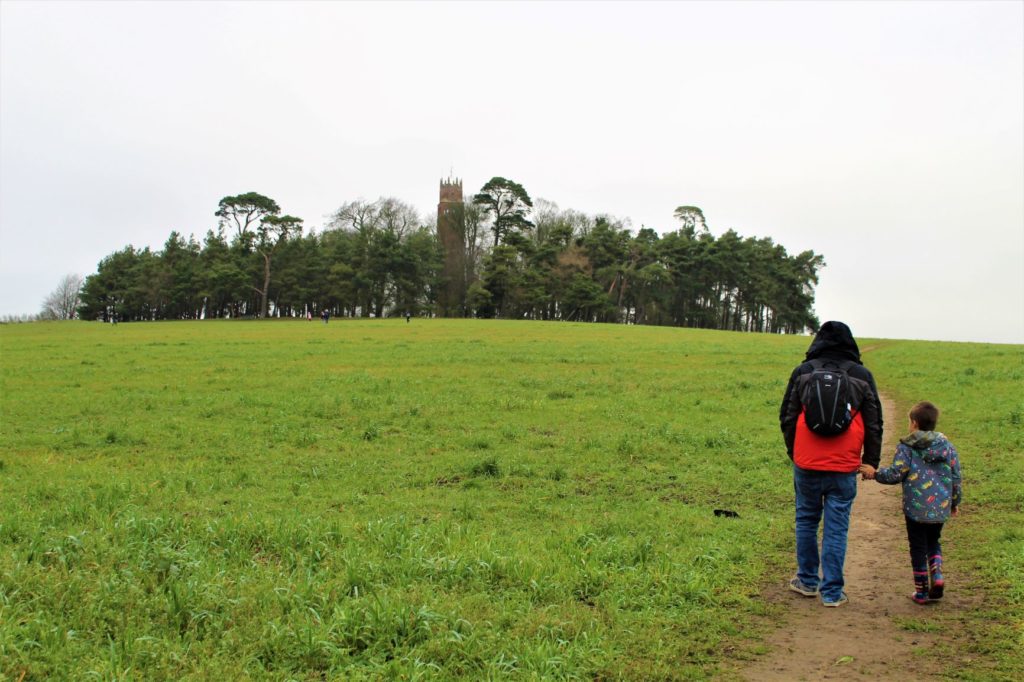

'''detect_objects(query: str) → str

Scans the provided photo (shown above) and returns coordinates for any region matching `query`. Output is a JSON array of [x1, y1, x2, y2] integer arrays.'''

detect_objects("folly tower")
[[436, 178, 466, 316]]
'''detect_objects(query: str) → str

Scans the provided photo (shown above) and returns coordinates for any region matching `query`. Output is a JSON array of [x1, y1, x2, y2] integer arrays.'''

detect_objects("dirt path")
[[737, 395, 960, 680]]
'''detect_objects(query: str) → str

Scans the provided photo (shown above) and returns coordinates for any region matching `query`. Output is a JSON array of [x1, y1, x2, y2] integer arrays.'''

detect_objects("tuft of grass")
[[894, 617, 944, 633], [468, 457, 501, 478]]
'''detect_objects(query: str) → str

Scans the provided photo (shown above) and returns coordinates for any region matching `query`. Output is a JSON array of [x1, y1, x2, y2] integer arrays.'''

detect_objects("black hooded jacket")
[[779, 321, 883, 468]]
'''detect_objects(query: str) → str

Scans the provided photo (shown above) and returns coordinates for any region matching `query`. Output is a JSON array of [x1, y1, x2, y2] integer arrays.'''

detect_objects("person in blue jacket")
[[861, 401, 962, 604]]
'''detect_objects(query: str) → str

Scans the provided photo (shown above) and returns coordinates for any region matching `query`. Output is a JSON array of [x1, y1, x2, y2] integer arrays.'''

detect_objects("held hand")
[[858, 464, 876, 480], [951, 506, 960, 517]]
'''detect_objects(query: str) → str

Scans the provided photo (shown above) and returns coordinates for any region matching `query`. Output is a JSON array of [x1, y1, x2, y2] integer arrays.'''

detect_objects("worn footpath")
[[737, 396, 963, 680]]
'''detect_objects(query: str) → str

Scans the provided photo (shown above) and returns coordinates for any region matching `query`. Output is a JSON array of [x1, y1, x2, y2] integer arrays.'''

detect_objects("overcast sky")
[[1, 1, 1021, 343]]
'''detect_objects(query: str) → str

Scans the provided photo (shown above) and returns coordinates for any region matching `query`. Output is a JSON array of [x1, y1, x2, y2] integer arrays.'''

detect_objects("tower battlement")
[[439, 178, 463, 204]]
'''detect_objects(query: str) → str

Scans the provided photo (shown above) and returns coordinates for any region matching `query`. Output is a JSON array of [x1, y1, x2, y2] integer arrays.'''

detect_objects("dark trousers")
[[905, 515, 943, 574]]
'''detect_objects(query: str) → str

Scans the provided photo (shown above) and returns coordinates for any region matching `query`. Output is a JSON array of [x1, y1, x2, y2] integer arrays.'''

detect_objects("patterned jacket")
[[875, 431, 962, 523]]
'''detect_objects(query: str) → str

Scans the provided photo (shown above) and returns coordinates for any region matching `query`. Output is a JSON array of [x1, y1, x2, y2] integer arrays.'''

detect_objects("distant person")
[[405, 311, 411, 323], [779, 321, 883, 607], [307, 310, 312, 321], [860, 401, 961, 604], [322, 310, 330, 324]]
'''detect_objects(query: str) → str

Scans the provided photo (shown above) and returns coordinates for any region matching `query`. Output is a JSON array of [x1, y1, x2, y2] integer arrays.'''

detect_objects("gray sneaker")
[[788, 577, 819, 597], [822, 593, 849, 607]]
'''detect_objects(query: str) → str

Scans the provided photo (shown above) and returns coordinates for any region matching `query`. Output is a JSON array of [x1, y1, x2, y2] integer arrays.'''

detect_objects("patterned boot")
[[911, 570, 930, 604], [928, 554, 944, 600]]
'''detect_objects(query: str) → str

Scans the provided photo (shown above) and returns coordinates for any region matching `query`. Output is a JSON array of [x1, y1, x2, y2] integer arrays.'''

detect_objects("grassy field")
[[0, 320, 1020, 680]]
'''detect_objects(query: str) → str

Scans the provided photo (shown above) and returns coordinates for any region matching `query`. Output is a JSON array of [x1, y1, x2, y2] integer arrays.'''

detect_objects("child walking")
[[860, 401, 962, 604]]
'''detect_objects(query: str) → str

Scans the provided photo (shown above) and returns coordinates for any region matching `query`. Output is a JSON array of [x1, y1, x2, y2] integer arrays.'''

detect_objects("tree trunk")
[[261, 251, 271, 318]]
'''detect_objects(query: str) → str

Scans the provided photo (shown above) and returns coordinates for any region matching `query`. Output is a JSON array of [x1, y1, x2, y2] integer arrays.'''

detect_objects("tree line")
[[72, 179, 824, 334]]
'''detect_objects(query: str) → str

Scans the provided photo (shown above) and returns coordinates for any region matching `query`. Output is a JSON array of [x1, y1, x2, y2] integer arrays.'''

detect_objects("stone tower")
[[436, 178, 466, 316]]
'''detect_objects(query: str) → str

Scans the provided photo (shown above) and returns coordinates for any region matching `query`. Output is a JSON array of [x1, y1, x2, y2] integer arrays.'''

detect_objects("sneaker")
[[788, 577, 819, 597], [822, 593, 848, 607], [911, 592, 931, 605], [929, 578, 944, 600]]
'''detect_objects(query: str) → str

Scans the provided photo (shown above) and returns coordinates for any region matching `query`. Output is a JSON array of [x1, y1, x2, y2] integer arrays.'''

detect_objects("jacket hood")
[[805, 321, 862, 364], [900, 431, 952, 463]]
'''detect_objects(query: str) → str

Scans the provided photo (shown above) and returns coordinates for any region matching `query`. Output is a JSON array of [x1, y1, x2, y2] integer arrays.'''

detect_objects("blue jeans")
[[793, 466, 858, 602]]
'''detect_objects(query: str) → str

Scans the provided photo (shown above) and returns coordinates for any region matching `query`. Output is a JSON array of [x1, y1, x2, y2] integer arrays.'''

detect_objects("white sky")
[[1, 1, 1022, 343]]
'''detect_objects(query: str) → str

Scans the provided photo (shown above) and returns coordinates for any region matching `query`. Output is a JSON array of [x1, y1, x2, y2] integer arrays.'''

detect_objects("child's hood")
[[899, 430, 953, 463]]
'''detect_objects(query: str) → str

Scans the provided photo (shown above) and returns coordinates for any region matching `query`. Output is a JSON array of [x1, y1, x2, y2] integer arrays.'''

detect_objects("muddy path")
[[735, 395, 962, 680]]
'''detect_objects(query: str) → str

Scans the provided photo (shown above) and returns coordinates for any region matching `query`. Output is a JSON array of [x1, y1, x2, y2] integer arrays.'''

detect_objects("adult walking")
[[779, 321, 883, 606]]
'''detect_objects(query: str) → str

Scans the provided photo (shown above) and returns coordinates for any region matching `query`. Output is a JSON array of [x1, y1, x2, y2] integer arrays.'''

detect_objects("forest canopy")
[[78, 182, 823, 334]]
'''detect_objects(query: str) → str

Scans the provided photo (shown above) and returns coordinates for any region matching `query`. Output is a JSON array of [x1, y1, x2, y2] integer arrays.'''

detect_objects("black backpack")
[[800, 359, 854, 436]]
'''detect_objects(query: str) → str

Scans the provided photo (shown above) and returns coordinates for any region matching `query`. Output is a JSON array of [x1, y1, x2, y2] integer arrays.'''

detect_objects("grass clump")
[[468, 457, 501, 478]]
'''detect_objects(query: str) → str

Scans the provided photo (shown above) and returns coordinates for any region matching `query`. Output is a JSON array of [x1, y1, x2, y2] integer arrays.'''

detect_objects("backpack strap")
[[808, 358, 853, 372]]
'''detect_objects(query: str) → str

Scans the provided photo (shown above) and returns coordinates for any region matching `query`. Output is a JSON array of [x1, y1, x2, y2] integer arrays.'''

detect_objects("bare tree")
[[40, 273, 84, 320], [376, 197, 421, 238], [327, 198, 381, 235]]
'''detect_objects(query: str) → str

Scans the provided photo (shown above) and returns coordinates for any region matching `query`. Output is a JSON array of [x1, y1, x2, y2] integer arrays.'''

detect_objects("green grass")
[[0, 320, 1020, 680]]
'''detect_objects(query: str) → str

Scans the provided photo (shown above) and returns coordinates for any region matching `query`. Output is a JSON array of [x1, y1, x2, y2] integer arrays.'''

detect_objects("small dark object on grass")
[[714, 509, 740, 518]]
